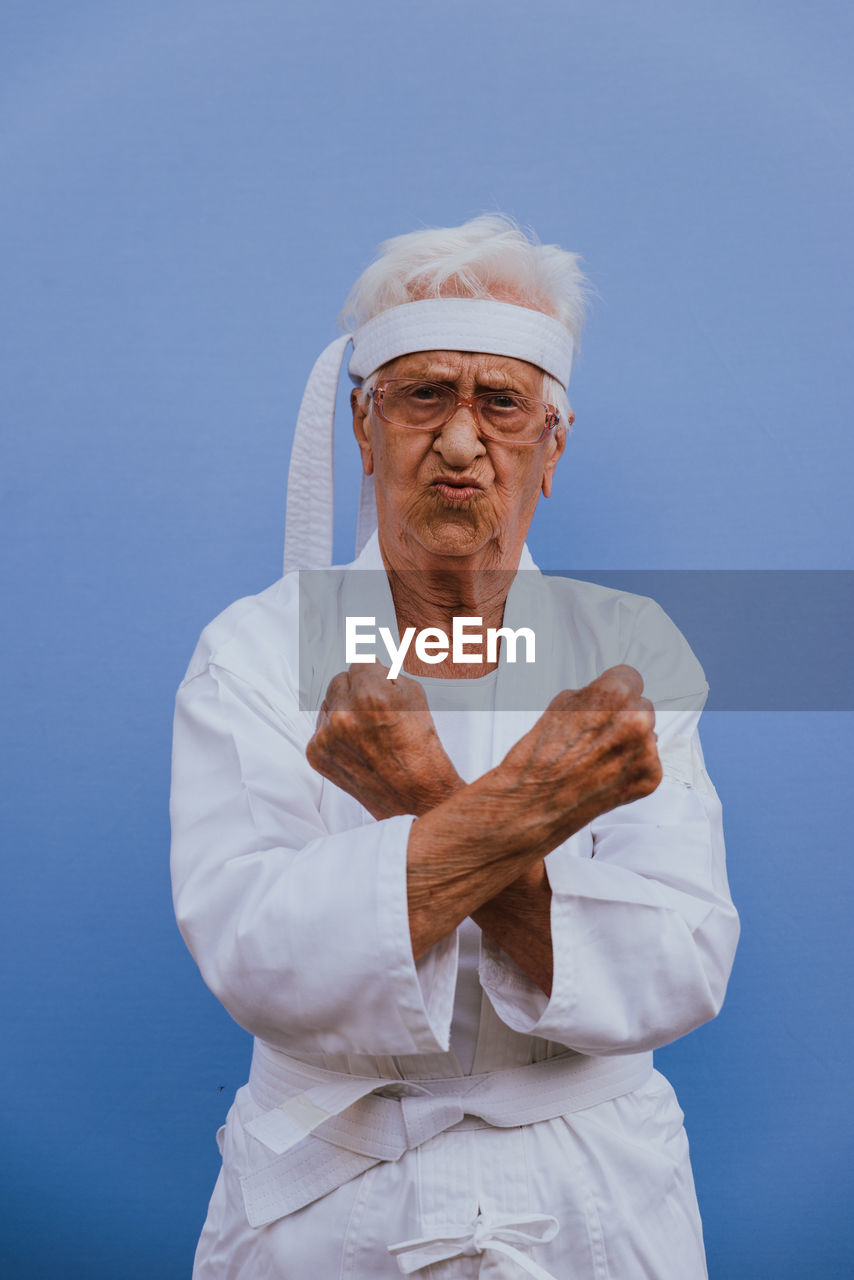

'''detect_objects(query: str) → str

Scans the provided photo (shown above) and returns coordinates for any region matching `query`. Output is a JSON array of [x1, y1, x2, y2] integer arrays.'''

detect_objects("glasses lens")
[[381, 380, 455, 428], [477, 392, 546, 442]]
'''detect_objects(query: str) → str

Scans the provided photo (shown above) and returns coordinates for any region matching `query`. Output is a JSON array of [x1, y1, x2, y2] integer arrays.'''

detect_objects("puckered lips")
[[429, 473, 485, 503]]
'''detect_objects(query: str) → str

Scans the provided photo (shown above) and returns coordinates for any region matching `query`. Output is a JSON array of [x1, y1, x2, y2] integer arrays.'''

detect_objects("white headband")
[[283, 298, 575, 572]]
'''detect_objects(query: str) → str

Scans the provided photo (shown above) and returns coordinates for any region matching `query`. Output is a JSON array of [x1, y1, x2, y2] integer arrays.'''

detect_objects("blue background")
[[2, 1, 852, 1275]]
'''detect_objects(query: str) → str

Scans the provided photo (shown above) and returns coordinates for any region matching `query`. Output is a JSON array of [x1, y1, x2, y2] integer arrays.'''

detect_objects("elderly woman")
[[171, 216, 739, 1279]]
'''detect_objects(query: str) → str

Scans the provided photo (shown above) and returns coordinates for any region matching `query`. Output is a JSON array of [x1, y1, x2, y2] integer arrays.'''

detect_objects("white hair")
[[340, 214, 588, 431]]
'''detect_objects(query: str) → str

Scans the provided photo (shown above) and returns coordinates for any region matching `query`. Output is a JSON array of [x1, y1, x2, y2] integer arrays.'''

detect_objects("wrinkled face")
[[352, 349, 565, 568]]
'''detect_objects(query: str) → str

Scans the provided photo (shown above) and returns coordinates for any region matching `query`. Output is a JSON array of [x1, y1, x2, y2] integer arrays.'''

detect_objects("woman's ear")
[[541, 425, 567, 498], [351, 388, 374, 476]]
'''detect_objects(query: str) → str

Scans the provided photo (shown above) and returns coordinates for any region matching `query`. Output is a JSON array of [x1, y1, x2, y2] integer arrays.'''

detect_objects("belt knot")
[[388, 1210, 560, 1278]]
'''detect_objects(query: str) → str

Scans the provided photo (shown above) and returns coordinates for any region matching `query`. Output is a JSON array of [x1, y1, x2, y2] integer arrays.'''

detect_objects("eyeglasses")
[[368, 379, 569, 445]]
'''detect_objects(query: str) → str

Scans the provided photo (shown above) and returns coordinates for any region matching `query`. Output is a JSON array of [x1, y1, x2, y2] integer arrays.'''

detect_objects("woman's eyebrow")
[[394, 367, 530, 390], [475, 374, 525, 390], [396, 365, 458, 382]]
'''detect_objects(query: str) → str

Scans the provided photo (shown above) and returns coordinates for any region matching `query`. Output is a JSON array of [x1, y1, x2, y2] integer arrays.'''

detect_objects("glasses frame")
[[368, 379, 569, 446]]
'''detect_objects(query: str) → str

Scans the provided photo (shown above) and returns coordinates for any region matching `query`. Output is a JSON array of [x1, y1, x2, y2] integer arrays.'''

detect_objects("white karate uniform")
[[170, 534, 739, 1279]]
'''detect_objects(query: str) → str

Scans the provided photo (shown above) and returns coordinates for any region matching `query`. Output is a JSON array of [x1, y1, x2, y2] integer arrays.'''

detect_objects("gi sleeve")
[[170, 658, 457, 1057], [479, 599, 741, 1055]]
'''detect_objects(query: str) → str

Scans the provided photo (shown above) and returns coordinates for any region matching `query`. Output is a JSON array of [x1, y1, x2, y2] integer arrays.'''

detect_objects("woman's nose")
[[432, 405, 487, 465]]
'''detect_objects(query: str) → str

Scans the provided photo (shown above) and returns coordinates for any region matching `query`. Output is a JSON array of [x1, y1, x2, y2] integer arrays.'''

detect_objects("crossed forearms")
[[404, 720, 646, 989], [405, 766, 555, 992], [306, 663, 662, 998]]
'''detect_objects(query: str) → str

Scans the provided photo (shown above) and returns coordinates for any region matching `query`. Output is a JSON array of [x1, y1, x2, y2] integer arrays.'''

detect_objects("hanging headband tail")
[[283, 334, 351, 573]]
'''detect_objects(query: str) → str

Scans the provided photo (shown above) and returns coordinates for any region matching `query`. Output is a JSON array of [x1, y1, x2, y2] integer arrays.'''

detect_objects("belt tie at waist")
[[239, 1040, 653, 1226], [389, 1211, 560, 1279]]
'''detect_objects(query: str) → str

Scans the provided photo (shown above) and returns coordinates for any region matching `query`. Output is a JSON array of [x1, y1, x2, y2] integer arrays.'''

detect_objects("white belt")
[[239, 1040, 652, 1228]]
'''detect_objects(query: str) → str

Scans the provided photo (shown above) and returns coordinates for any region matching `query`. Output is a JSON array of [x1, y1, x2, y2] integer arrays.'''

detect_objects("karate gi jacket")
[[170, 535, 739, 1279]]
